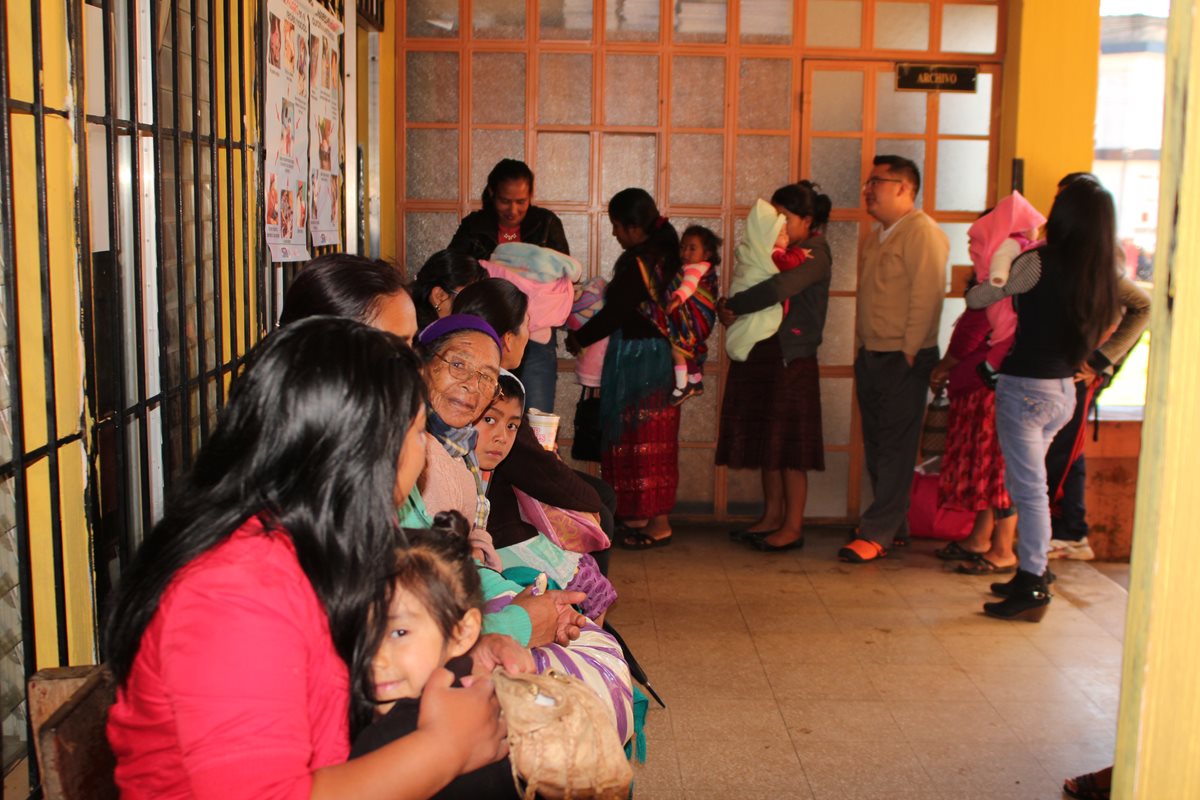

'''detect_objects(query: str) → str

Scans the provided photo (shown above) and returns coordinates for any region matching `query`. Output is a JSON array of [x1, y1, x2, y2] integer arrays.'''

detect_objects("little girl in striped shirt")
[[664, 225, 722, 404]]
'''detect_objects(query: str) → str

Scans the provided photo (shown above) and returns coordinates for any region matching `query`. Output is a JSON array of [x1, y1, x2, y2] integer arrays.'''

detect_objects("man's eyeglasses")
[[862, 177, 904, 188], [434, 352, 499, 396]]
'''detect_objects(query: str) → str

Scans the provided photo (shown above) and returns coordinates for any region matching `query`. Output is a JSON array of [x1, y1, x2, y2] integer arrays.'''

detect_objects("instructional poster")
[[265, 0, 310, 262], [308, 2, 343, 246]]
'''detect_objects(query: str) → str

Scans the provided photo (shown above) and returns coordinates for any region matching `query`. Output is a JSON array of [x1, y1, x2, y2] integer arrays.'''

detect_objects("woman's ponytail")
[[772, 181, 832, 234]]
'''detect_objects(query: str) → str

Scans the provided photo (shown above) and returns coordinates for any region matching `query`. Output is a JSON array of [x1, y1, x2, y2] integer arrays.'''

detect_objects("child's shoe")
[[670, 383, 703, 406]]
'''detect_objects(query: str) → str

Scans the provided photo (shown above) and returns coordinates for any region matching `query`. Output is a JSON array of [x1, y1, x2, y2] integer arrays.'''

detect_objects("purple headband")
[[417, 313, 503, 352]]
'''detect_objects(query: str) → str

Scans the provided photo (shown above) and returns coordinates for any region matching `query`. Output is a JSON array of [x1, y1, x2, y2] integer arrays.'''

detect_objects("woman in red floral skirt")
[[929, 304, 1017, 574]]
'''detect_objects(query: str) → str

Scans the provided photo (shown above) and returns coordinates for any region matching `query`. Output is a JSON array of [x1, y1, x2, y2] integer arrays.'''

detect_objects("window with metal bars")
[[0, 0, 350, 786]]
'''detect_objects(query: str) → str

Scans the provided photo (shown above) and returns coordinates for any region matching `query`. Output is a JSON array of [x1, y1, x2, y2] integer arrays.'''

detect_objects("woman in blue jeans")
[[965, 178, 1121, 621]]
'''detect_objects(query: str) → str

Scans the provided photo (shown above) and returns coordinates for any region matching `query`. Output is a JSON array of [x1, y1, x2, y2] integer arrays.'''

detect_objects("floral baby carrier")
[[636, 257, 718, 362]]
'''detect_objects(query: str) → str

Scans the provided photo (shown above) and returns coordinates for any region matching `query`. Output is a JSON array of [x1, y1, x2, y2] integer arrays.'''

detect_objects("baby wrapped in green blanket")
[[725, 199, 787, 361]]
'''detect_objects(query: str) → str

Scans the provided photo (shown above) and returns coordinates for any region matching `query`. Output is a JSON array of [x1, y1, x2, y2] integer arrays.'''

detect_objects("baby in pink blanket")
[[967, 191, 1046, 373], [566, 277, 608, 388]]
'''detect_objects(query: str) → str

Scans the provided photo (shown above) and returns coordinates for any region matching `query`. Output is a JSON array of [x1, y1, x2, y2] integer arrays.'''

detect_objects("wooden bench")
[[27, 665, 118, 800]]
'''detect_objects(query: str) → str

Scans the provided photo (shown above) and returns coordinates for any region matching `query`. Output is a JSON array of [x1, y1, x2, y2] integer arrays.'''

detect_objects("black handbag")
[[571, 386, 603, 463], [921, 388, 950, 461]]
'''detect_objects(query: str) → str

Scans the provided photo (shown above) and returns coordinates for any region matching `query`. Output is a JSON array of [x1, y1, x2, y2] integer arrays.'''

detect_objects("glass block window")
[[941, 3, 1000, 54], [606, 0, 660, 41], [740, 0, 792, 45], [473, 0, 526, 39], [541, 0, 593, 40], [406, 52, 459, 122], [396, 3, 1006, 526], [407, 0, 459, 38], [874, 2, 930, 50], [471, 53, 526, 124], [675, 0, 727, 44], [605, 55, 660, 126], [672, 56, 726, 129], [539, 54, 593, 125], [806, 0, 863, 48]]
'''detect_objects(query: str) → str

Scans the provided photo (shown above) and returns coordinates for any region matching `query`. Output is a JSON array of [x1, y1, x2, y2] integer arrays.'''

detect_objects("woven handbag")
[[494, 669, 633, 800]]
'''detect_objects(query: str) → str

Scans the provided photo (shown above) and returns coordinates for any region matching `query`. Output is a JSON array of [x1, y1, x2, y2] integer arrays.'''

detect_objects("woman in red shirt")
[[105, 317, 507, 799]]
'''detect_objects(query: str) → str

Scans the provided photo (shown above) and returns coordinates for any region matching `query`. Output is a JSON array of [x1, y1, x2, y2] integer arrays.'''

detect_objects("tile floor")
[[608, 525, 1128, 800]]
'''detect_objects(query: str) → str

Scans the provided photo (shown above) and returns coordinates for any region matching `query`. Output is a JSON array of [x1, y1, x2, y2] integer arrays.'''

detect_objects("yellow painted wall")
[[999, 0, 1101, 215], [5, 0, 95, 665], [1112, 3, 1200, 796]]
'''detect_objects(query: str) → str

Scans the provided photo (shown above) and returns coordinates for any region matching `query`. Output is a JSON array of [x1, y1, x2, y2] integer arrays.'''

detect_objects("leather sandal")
[[935, 541, 987, 561], [955, 557, 1017, 575], [619, 530, 672, 550], [729, 527, 773, 542], [753, 535, 804, 552]]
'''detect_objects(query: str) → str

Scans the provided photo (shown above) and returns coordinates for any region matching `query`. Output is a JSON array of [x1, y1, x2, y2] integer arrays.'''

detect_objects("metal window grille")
[[0, 0, 345, 789], [357, 0, 383, 31], [0, 0, 351, 785]]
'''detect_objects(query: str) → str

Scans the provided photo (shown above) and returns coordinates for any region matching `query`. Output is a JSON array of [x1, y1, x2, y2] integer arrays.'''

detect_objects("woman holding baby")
[[717, 181, 834, 552]]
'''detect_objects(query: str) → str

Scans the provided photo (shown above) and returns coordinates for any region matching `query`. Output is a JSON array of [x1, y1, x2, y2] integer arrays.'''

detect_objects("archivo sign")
[[895, 63, 978, 93]]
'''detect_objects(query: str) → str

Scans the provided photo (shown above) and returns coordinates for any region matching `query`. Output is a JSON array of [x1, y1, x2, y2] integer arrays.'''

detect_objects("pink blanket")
[[967, 192, 1046, 368], [481, 261, 574, 345]]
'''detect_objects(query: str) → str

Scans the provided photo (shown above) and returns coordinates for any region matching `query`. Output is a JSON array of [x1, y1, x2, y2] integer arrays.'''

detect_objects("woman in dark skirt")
[[568, 188, 683, 548], [717, 181, 833, 551]]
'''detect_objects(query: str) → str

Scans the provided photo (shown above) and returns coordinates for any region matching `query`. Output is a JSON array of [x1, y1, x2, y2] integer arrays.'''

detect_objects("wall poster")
[[265, 0, 311, 262], [308, 3, 343, 247]]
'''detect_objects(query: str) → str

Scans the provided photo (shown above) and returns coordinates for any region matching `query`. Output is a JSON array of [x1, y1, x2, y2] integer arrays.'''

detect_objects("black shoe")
[[983, 569, 1051, 622], [670, 383, 703, 406], [990, 567, 1056, 597], [752, 535, 804, 552], [729, 528, 772, 542]]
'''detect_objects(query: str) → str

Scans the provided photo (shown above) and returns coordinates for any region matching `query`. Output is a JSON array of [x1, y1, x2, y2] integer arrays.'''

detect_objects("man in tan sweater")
[[841, 155, 949, 563]]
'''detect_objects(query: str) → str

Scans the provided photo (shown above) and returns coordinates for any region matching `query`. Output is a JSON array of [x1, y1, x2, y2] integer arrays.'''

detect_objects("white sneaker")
[[1048, 537, 1095, 561]]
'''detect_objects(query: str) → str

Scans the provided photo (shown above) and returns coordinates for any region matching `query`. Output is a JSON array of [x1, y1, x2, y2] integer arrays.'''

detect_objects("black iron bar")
[[2, 98, 70, 117], [170, 0, 193, 472], [191, 0, 211, 442], [30, 0, 73, 664], [147, 0, 178, 484], [238, 0, 253, 351], [93, 0, 135, 596], [255, 1, 269, 333], [221, 0, 239, 388], [125, 0, 156, 540], [0, 0, 42, 785], [0, 432, 87, 480], [204, 0, 225, 421]]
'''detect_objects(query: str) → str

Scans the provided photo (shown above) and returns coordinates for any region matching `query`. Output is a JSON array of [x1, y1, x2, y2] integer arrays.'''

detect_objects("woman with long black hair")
[[277, 253, 418, 344], [104, 317, 507, 799], [411, 249, 488, 330], [716, 181, 834, 552], [568, 188, 683, 548], [966, 177, 1122, 621]]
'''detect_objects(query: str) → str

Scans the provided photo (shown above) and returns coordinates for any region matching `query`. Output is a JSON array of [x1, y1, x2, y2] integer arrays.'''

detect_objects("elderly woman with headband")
[[412, 315, 633, 739], [451, 279, 619, 574], [280, 266, 583, 660]]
